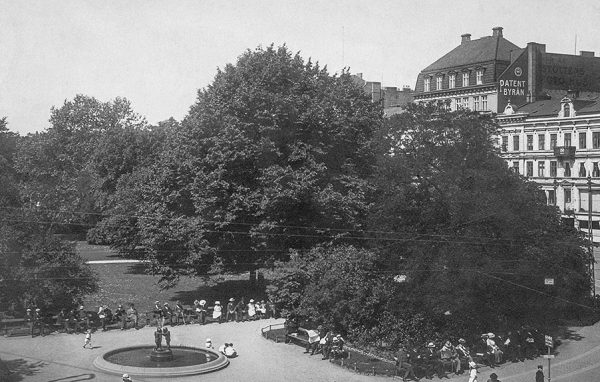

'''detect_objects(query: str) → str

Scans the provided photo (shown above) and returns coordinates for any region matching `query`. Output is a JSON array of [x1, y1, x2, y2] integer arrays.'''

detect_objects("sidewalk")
[[3, 317, 600, 382]]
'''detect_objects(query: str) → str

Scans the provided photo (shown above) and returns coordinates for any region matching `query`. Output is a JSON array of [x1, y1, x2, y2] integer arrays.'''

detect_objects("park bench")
[[285, 327, 310, 347]]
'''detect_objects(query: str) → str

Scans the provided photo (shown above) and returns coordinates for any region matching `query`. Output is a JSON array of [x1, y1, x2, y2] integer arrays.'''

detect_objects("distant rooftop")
[[422, 27, 520, 72]]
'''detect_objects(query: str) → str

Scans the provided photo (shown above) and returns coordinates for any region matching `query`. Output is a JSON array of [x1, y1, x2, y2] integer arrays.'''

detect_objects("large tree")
[[267, 102, 591, 348], [107, 45, 383, 283], [0, 119, 97, 311]]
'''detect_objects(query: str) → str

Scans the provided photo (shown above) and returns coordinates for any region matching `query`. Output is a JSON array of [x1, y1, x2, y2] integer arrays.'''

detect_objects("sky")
[[1, 0, 600, 135]]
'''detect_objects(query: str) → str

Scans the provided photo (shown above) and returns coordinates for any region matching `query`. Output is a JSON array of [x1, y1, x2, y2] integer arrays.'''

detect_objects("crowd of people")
[[20, 297, 277, 337], [391, 328, 549, 381]]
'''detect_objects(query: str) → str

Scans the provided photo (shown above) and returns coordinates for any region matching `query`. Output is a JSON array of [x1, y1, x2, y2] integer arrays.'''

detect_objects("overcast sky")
[[2, 0, 600, 134]]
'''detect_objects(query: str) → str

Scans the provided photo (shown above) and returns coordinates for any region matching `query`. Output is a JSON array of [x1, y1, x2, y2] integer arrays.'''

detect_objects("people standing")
[[247, 299, 256, 320], [153, 301, 163, 326], [162, 303, 173, 326], [83, 329, 93, 349], [127, 303, 139, 329], [213, 301, 223, 323], [468, 361, 478, 382], [122, 373, 133, 382], [205, 338, 213, 349], [226, 298, 236, 322], [175, 301, 186, 325], [535, 365, 544, 382], [98, 305, 107, 331]]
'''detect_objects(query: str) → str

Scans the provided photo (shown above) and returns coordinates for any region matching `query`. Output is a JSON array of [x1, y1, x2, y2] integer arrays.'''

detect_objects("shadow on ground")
[[172, 279, 268, 306], [3, 358, 46, 381]]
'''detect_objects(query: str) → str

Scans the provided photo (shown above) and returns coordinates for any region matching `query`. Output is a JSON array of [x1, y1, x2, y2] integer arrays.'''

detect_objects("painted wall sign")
[[498, 50, 529, 109]]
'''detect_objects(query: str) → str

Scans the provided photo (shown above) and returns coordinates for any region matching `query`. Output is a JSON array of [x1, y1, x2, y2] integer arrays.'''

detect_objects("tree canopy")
[[104, 45, 383, 284]]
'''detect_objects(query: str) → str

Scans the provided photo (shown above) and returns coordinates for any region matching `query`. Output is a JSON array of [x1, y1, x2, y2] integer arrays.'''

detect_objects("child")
[[205, 338, 213, 349], [468, 361, 478, 382], [83, 329, 92, 349], [535, 365, 544, 382]]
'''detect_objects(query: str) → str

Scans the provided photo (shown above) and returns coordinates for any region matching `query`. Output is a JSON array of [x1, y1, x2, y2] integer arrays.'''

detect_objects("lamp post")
[[587, 175, 596, 297]]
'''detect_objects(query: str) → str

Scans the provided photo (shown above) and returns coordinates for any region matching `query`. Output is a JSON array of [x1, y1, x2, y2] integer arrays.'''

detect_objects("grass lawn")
[[77, 242, 269, 314]]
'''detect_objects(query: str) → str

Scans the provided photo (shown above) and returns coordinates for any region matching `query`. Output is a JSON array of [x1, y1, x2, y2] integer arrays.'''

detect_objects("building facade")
[[351, 73, 414, 115], [415, 26, 600, 240], [413, 27, 519, 113], [494, 43, 600, 241]]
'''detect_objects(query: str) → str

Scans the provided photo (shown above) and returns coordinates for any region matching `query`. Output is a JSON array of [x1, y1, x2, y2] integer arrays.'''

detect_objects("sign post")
[[545, 335, 553, 382]]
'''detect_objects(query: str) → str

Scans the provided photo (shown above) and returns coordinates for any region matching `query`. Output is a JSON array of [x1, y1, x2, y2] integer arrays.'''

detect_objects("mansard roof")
[[422, 35, 521, 73], [514, 90, 600, 117]]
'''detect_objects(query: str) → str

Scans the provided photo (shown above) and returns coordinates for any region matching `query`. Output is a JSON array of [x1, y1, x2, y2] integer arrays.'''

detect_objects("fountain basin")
[[93, 345, 228, 378]]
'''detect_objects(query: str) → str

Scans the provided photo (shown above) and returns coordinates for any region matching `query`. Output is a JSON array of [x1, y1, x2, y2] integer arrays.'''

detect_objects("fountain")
[[93, 327, 228, 378]]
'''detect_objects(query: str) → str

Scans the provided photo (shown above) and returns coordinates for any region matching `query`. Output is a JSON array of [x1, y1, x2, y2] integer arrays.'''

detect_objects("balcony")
[[554, 146, 576, 159]]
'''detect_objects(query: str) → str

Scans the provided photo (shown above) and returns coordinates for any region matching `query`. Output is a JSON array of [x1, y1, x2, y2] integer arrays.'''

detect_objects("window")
[[527, 135, 533, 150], [512, 161, 519, 174], [513, 135, 519, 151], [550, 161, 557, 177], [449, 74, 455, 89], [526, 161, 533, 177], [580, 132, 587, 149], [564, 103, 570, 117], [580, 190, 600, 212], [462, 72, 469, 87], [594, 132, 600, 149], [463, 97, 469, 110], [564, 162, 571, 177], [502, 136, 508, 152], [476, 69, 483, 85], [539, 134, 545, 150], [564, 132, 571, 147], [579, 163, 587, 177], [548, 190, 556, 205], [550, 134, 557, 149], [565, 189, 572, 204], [594, 163, 600, 177], [424, 78, 430, 92], [538, 161, 545, 177], [481, 95, 488, 110], [436, 76, 443, 90], [473, 96, 480, 111]]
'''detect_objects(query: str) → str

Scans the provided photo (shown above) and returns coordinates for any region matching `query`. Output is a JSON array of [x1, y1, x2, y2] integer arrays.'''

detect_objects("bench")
[[286, 327, 311, 347]]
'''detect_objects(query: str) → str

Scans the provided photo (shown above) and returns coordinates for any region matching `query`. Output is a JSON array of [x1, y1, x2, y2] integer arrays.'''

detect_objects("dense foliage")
[[0, 118, 97, 311], [101, 45, 382, 284], [267, 102, 591, 348]]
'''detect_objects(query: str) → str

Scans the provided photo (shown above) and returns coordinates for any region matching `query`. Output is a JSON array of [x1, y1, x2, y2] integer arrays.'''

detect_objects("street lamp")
[[587, 175, 596, 296]]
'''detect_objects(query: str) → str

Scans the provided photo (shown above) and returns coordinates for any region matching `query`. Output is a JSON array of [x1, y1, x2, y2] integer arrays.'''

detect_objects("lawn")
[[77, 242, 269, 315]]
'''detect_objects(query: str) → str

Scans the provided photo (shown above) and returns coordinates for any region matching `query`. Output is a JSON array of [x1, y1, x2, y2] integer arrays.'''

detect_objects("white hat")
[[488, 333, 495, 338], [199, 299, 206, 305], [122, 374, 132, 381], [215, 301, 220, 305], [250, 299, 255, 303], [469, 361, 477, 368], [164, 302, 169, 306], [427, 342, 435, 348], [155, 301, 159, 304], [206, 338, 211, 342], [35, 308, 41, 312]]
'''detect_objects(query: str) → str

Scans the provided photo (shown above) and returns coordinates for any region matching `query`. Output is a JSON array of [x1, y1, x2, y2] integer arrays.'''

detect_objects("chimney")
[[580, 51, 595, 57], [461, 33, 471, 44], [492, 27, 503, 38]]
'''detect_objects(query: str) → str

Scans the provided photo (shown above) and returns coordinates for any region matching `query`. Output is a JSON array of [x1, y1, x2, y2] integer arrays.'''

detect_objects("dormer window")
[[476, 69, 483, 85], [560, 96, 575, 118], [436, 76, 443, 90], [462, 72, 469, 87], [424, 77, 430, 92], [449, 74, 456, 89]]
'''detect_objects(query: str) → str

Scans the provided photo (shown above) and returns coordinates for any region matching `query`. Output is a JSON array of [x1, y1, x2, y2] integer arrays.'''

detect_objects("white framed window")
[[424, 77, 430, 92], [455, 98, 462, 109], [473, 96, 480, 111], [436, 76, 443, 90], [462, 72, 469, 87], [449, 74, 456, 89], [476, 69, 483, 85], [481, 95, 488, 110], [463, 97, 469, 110]]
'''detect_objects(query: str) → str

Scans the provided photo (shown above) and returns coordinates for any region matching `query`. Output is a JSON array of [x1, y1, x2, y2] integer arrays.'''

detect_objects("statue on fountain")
[[151, 326, 173, 361], [154, 326, 163, 350]]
